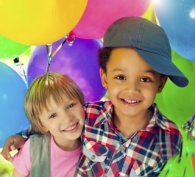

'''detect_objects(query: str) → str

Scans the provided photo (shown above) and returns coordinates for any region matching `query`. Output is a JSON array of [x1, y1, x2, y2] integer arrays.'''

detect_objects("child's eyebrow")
[[112, 68, 126, 72], [112, 68, 157, 73], [144, 70, 158, 75]]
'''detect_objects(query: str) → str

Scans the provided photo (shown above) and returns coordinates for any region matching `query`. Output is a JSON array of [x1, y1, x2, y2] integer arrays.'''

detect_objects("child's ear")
[[100, 68, 108, 89], [158, 75, 167, 92]]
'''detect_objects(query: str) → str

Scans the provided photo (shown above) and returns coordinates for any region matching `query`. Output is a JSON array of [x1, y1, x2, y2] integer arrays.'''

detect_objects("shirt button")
[[91, 155, 96, 160]]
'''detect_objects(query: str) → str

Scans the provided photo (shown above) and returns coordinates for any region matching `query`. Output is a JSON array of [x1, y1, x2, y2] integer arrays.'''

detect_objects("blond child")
[[11, 72, 85, 177]]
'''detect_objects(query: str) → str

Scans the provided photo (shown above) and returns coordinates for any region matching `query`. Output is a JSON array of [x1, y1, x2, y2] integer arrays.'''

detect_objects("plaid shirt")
[[75, 101, 182, 177]]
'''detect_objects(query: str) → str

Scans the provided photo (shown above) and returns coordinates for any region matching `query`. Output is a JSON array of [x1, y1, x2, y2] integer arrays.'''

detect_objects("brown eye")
[[141, 77, 152, 82], [115, 75, 126, 80]]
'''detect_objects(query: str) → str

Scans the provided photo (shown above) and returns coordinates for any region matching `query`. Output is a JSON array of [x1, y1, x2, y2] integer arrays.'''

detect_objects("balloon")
[[0, 0, 88, 45], [27, 38, 106, 102], [159, 147, 195, 177], [192, 155, 195, 172], [159, 128, 195, 177], [72, 0, 151, 39], [154, 0, 195, 61], [0, 156, 13, 176], [0, 35, 30, 59], [0, 62, 29, 147], [142, 2, 156, 23], [155, 51, 195, 125]]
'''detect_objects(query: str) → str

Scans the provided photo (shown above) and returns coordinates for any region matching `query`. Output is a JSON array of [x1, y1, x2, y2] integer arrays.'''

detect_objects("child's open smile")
[[100, 48, 166, 124]]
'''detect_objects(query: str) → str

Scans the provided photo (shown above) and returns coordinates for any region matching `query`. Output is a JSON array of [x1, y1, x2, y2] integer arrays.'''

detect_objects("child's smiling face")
[[100, 48, 167, 121], [39, 95, 84, 150]]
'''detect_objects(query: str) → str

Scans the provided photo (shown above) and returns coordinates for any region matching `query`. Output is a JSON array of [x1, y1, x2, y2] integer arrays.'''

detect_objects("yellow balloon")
[[142, 2, 156, 23], [0, 0, 88, 45]]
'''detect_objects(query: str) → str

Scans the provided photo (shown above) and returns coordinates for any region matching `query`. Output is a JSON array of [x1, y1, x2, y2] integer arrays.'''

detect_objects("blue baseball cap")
[[103, 16, 189, 87]]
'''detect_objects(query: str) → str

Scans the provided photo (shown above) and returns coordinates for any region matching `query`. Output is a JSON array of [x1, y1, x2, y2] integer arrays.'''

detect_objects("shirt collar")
[[93, 101, 113, 127], [94, 101, 171, 132], [146, 103, 171, 132]]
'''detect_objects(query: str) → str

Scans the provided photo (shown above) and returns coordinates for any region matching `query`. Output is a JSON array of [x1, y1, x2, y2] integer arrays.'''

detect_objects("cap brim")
[[135, 49, 189, 87]]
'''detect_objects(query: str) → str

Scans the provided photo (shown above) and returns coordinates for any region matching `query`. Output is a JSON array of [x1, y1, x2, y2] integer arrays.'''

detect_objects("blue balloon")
[[0, 62, 29, 147], [154, 0, 195, 61]]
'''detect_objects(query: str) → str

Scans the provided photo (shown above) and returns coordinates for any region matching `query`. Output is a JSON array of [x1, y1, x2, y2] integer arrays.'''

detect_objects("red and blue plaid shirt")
[[75, 101, 182, 177]]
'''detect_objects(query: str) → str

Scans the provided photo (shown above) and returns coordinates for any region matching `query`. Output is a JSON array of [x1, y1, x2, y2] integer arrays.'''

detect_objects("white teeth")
[[64, 123, 77, 131], [123, 99, 139, 104]]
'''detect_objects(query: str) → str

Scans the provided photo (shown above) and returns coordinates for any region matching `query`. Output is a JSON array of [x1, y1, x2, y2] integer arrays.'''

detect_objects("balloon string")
[[45, 36, 68, 73], [46, 44, 52, 73], [13, 57, 28, 82], [51, 37, 67, 58]]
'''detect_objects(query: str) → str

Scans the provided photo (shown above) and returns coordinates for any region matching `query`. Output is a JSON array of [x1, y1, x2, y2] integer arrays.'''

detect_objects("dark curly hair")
[[98, 47, 114, 72]]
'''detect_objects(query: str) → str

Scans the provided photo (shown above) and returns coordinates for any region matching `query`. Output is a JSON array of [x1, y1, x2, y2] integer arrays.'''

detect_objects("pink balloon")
[[72, 0, 151, 39]]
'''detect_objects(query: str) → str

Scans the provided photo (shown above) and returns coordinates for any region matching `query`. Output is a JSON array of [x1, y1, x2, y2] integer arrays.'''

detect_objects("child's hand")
[[1, 135, 26, 161]]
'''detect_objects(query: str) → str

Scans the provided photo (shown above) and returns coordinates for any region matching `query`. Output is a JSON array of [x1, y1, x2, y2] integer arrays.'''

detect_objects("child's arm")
[[11, 139, 31, 177], [12, 169, 26, 177], [1, 127, 32, 161], [1, 135, 26, 161]]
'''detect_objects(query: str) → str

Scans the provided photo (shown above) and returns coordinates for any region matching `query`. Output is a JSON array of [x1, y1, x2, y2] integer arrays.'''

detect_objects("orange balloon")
[[0, 0, 88, 45]]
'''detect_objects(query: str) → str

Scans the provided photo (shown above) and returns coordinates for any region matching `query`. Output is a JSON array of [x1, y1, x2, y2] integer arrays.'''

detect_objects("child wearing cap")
[[75, 17, 188, 176], [1, 17, 189, 177]]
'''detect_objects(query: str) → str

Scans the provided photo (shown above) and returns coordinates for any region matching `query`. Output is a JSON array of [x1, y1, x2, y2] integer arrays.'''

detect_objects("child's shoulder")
[[158, 113, 180, 132], [84, 100, 112, 114], [30, 134, 50, 149], [153, 107, 182, 156], [84, 101, 113, 124], [154, 114, 181, 150], [153, 105, 182, 139]]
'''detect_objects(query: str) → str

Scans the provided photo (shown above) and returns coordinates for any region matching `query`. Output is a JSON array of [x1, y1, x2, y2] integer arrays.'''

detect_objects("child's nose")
[[125, 81, 140, 93], [61, 112, 74, 123]]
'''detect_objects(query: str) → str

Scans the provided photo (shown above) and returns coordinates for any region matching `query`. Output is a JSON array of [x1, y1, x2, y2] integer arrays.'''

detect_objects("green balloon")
[[0, 35, 29, 59], [155, 50, 195, 125], [159, 129, 195, 177], [0, 150, 14, 176]]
